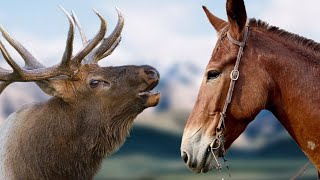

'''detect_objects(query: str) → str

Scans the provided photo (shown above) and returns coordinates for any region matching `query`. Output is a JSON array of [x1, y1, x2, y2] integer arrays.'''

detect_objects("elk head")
[[0, 7, 160, 115], [0, 7, 161, 178]]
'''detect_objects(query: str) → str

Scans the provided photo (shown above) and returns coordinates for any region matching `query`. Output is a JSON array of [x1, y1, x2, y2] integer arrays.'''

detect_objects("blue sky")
[[1, 0, 320, 73]]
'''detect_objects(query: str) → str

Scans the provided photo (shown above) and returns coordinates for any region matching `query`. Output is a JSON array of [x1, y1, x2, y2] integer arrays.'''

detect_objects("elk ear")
[[35, 80, 74, 102], [202, 6, 227, 32], [226, 0, 247, 40], [36, 81, 59, 97]]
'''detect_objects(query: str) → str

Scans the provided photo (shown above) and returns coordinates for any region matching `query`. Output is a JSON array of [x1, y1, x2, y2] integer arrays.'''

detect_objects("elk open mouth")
[[138, 80, 160, 107]]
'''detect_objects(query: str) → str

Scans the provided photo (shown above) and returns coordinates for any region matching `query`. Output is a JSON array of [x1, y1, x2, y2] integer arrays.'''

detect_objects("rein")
[[209, 24, 250, 170]]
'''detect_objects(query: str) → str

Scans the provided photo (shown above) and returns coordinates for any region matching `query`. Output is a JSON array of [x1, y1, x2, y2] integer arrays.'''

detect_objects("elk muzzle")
[[138, 66, 160, 107]]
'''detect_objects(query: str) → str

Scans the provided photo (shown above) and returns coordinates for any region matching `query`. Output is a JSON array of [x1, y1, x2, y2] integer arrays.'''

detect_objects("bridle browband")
[[209, 24, 250, 170]]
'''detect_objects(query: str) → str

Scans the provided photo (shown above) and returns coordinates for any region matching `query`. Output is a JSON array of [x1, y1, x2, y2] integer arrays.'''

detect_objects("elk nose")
[[144, 67, 159, 80]]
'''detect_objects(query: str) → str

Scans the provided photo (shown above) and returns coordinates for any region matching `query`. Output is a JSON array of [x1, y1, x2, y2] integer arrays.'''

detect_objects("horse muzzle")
[[180, 130, 221, 173]]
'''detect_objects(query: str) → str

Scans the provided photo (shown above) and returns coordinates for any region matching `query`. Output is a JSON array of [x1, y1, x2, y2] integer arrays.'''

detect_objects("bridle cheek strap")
[[219, 25, 250, 130], [210, 24, 250, 170]]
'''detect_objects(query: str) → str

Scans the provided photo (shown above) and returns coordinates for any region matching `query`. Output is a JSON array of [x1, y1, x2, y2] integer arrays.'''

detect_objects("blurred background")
[[0, 0, 319, 179]]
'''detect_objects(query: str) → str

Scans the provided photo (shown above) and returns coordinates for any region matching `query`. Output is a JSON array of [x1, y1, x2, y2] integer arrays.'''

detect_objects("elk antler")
[[71, 7, 125, 64], [70, 8, 107, 65], [0, 7, 109, 93]]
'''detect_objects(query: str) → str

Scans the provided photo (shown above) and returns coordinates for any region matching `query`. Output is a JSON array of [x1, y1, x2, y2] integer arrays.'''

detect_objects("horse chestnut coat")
[[181, 0, 320, 174]]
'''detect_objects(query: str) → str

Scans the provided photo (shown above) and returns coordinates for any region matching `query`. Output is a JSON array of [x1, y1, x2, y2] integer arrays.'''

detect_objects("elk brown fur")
[[0, 8, 160, 179]]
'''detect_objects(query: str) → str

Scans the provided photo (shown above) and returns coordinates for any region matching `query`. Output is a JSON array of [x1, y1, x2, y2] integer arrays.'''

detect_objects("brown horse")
[[181, 0, 320, 174]]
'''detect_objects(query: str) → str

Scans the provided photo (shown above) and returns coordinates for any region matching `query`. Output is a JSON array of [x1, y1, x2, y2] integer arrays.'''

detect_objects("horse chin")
[[181, 134, 217, 173], [199, 148, 219, 174], [188, 150, 216, 174]]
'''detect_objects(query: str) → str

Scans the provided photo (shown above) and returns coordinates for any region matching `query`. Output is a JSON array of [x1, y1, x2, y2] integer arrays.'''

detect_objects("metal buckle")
[[210, 140, 222, 170], [230, 70, 239, 80], [210, 136, 224, 170], [210, 137, 221, 150]]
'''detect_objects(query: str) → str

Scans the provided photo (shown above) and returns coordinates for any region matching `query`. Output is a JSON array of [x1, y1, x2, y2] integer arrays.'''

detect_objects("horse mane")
[[249, 18, 320, 55]]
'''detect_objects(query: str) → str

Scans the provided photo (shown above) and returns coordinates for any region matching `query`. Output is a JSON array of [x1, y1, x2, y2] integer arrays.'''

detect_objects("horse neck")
[[257, 31, 320, 168]]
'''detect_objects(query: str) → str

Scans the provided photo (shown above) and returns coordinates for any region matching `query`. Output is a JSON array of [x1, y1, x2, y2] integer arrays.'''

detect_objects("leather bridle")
[[209, 24, 250, 170]]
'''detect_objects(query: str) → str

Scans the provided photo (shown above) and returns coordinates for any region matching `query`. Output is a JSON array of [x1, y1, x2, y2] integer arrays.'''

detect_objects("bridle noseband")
[[210, 24, 250, 170]]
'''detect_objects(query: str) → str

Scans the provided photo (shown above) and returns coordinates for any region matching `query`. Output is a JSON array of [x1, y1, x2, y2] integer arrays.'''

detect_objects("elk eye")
[[207, 70, 221, 81], [90, 80, 111, 88], [90, 80, 100, 88]]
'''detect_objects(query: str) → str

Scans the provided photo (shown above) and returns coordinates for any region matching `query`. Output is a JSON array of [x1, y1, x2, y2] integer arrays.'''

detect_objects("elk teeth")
[[138, 91, 159, 96], [138, 91, 149, 96]]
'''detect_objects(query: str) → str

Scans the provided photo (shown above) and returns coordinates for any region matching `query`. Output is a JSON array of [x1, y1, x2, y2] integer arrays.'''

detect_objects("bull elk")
[[0, 7, 160, 179]]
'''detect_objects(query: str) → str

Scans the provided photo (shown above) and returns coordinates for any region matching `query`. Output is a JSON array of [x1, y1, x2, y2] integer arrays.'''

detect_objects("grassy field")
[[95, 155, 317, 180]]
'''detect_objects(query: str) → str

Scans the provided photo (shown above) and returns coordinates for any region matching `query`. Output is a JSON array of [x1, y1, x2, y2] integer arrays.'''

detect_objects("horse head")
[[181, 0, 272, 173]]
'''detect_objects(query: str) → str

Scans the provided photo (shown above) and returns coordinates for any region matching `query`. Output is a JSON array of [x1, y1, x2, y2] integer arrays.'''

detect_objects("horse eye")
[[207, 70, 221, 81], [90, 80, 100, 88]]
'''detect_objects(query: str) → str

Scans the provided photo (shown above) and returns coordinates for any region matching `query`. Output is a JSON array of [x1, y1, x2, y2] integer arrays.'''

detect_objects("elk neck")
[[46, 96, 139, 158]]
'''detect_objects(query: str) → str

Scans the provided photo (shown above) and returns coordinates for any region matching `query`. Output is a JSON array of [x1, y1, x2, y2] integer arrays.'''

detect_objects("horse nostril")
[[182, 152, 188, 164], [144, 68, 159, 80]]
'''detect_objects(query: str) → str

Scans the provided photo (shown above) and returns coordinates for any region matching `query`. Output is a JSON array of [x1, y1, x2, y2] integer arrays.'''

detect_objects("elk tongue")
[[139, 91, 160, 107]]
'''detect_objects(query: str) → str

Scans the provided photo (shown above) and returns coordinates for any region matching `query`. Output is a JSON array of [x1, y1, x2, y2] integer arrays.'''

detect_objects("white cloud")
[[3, 0, 320, 71], [259, 0, 320, 40], [97, 2, 216, 72], [1, 2, 216, 73]]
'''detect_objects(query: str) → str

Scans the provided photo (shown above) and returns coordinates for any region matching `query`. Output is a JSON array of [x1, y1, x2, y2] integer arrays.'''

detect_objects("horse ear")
[[226, 0, 247, 40], [202, 6, 227, 32]]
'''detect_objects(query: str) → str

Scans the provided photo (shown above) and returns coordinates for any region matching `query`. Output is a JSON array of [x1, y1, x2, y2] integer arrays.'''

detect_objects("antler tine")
[[0, 8, 110, 89], [0, 66, 12, 78], [92, 7, 125, 62], [0, 40, 24, 75], [59, 6, 75, 68], [97, 36, 121, 61], [0, 19, 78, 82], [0, 25, 44, 69], [71, 10, 87, 46], [71, 9, 107, 65]]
